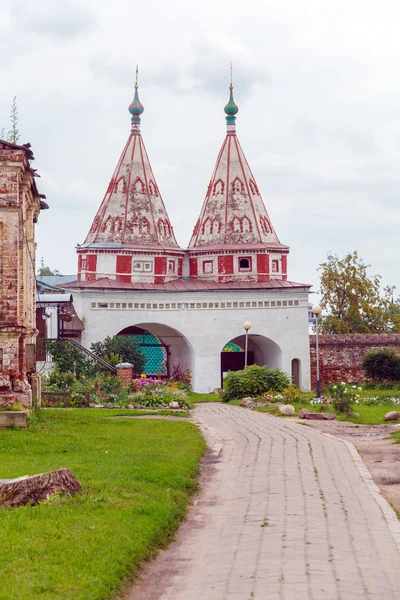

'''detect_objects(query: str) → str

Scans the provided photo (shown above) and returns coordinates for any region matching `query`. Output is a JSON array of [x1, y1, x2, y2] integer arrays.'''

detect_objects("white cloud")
[[1, 0, 400, 294]]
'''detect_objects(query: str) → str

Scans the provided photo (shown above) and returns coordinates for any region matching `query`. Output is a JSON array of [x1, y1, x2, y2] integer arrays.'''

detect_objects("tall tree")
[[37, 257, 62, 277], [318, 251, 397, 333], [1, 96, 20, 144]]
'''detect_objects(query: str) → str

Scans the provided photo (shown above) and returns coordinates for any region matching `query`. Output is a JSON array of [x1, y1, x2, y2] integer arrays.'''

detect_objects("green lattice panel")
[[132, 332, 167, 375]]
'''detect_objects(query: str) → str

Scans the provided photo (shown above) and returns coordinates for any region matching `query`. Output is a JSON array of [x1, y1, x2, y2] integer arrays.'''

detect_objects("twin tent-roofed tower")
[[66, 79, 311, 392]]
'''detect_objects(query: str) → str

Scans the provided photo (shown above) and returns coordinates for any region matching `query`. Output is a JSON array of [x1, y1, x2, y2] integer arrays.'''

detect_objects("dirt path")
[[126, 404, 400, 599]]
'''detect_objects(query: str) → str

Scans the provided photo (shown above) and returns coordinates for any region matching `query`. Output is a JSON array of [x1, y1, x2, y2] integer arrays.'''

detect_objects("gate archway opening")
[[116, 323, 193, 379], [220, 333, 282, 387]]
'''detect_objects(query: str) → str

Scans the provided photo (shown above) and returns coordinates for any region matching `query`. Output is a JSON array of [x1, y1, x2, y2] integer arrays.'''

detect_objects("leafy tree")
[[91, 335, 146, 374], [1, 96, 20, 144], [318, 251, 398, 333], [37, 257, 62, 277]]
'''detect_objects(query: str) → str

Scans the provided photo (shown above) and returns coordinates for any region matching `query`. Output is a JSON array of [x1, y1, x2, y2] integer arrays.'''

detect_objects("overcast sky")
[[2, 0, 400, 296]]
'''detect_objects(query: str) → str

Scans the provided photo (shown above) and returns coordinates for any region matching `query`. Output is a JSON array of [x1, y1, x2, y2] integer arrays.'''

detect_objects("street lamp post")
[[312, 304, 322, 398], [243, 321, 252, 368]]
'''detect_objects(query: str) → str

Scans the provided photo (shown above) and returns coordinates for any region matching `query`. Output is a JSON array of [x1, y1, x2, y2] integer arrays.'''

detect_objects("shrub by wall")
[[221, 365, 290, 402], [362, 348, 400, 382]]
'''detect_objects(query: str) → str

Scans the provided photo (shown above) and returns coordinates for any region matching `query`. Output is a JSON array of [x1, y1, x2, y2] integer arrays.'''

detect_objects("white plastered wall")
[[67, 287, 311, 393]]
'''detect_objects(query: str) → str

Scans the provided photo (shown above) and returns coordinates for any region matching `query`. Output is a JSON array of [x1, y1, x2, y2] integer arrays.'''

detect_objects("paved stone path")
[[130, 404, 400, 600]]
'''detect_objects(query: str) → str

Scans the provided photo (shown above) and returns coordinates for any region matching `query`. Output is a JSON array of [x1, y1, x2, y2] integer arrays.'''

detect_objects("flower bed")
[[42, 391, 91, 408], [41, 371, 191, 409]]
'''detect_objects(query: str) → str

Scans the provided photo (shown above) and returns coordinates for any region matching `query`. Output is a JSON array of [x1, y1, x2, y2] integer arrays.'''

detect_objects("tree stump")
[[0, 468, 82, 508]]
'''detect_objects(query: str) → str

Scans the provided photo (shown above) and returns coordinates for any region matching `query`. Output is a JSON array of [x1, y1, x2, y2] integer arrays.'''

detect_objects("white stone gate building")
[[65, 81, 311, 392]]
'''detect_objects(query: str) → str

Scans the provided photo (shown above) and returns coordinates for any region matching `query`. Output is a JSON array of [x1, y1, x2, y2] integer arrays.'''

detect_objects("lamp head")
[[312, 304, 322, 316], [243, 321, 252, 331]]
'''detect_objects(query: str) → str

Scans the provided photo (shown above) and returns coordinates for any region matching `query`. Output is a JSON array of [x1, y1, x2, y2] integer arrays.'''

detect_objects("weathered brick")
[[0, 140, 47, 404], [310, 334, 400, 388]]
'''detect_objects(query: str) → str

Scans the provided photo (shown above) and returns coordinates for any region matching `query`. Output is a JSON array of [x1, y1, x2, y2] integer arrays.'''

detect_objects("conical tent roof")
[[84, 84, 180, 251], [189, 85, 283, 251]]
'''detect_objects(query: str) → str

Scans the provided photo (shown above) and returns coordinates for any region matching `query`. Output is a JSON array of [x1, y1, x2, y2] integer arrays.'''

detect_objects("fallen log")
[[0, 468, 82, 508]]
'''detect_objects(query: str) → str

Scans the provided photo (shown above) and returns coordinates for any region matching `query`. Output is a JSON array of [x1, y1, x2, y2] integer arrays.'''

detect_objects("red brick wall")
[[0, 141, 45, 402], [310, 334, 400, 388], [116, 365, 133, 387]]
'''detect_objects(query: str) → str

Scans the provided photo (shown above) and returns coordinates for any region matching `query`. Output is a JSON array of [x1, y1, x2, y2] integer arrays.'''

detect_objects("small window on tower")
[[203, 260, 213, 274], [134, 262, 144, 271], [168, 260, 175, 273], [81, 256, 87, 270], [144, 262, 152, 271], [272, 259, 280, 273], [239, 257, 252, 271]]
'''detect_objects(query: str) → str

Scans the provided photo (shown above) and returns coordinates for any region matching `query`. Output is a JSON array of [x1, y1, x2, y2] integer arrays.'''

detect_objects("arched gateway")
[[117, 323, 194, 378], [221, 334, 283, 386]]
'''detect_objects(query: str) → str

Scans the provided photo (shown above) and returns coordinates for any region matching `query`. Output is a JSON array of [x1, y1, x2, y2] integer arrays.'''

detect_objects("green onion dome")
[[224, 84, 239, 116], [129, 84, 144, 117]]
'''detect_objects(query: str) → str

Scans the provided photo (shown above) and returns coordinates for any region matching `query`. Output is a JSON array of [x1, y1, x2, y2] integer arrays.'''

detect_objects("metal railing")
[[37, 338, 117, 375]]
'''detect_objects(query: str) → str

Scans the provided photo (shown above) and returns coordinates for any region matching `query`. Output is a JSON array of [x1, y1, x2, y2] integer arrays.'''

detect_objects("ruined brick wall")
[[310, 334, 400, 388], [0, 141, 47, 403]]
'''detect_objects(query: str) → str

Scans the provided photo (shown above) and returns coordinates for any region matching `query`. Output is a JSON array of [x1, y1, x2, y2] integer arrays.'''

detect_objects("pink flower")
[[73, 362, 77, 366]]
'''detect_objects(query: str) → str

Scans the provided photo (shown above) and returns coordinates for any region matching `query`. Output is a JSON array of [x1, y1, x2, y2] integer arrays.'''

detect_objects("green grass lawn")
[[0, 409, 205, 600], [188, 392, 220, 403], [392, 431, 400, 443], [111, 408, 189, 417], [252, 402, 396, 425]]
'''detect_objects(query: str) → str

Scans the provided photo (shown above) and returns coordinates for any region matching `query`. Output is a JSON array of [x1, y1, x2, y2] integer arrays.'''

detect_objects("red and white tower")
[[77, 78, 184, 284], [188, 84, 289, 283]]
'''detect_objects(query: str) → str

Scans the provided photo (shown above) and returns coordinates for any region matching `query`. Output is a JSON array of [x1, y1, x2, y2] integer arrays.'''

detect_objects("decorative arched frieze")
[[242, 215, 252, 233], [201, 217, 211, 235], [213, 179, 225, 195], [140, 216, 150, 234], [132, 177, 146, 194], [114, 176, 127, 193], [158, 218, 171, 237], [231, 216, 253, 233], [114, 216, 122, 233], [211, 217, 222, 233], [232, 216, 242, 232], [101, 215, 114, 233], [149, 180, 159, 196], [126, 216, 138, 234], [231, 177, 244, 194], [249, 179, 259, 195], [260, 215, 271, 234]]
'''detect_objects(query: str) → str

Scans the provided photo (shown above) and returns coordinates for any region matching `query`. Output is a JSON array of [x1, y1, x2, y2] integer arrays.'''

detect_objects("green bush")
[[130, 385, 192, 409], [45, 341, 100, 378], [91, 336, 146, 374], [281, 386, 304, 404], [362, 348, 400, 382], [330, 382, 361, 414], [221, 365, 291, 402]]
